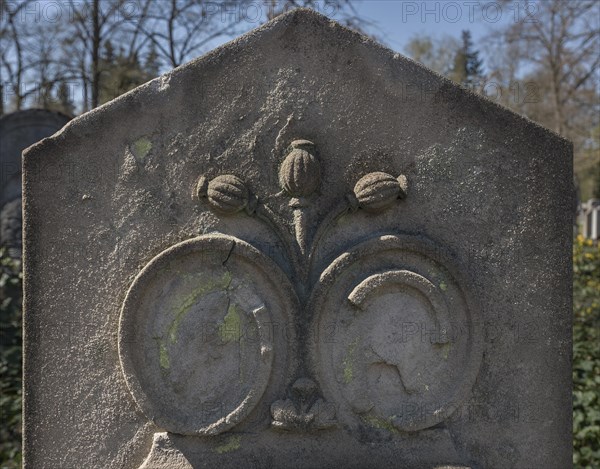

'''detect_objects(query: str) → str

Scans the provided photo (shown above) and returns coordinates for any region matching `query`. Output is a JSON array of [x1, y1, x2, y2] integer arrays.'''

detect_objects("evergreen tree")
[[451, 30, 484, 89], [144, 44, 160, 78], [463, 30, 483, 86], [98, 41, 159, 105], [104, 40, 115, 64], [57, 82, 75, 116], [405, 34, 459, 77]]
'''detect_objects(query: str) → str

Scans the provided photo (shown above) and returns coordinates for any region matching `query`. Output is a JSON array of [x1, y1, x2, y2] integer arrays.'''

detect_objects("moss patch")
[[439, 341, 452, 359], [361, 413, 401, 435], [131, 137, 152, 162], [159, 343, 169, 368], [215, 435, 241, 454], [342, 338, 359, 384], [167, 270, 232, 345], [158, 270, 233, 370], [219, 302, 241, 343]]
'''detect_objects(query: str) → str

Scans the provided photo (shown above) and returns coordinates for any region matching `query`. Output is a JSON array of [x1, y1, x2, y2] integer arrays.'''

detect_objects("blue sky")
[[2, 0, 534, 111], [351, 0, 517, 52], [200, 1, 523, 61]]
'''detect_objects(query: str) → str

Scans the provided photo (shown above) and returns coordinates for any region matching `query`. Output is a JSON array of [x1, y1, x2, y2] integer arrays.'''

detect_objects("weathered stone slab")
[[23, 9, 572, 469]]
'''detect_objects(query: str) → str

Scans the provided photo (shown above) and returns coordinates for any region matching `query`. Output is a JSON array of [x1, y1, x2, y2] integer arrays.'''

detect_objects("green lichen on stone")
[[158, 341, 170, 369], [439, 280, 448, 291], [342, 338, 359, 384], [157, 270, 232, 370], [439, 341, 452, 359], [153, 337, 170, 370], [215, 435, 241, 454], [131, 137, 152, 161], [167, 270, 232, 345], [336, 213, 350, 226], [361, 413, 400, 435], [219, 302, 241, 343]]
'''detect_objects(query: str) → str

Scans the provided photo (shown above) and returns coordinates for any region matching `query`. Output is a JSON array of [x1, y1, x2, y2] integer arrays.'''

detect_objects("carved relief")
[[120, 138, 480, 446], [270, 378, 336, 431], [279, 140, 321, 198], [118, 235, 296, 435], [195, 140, 409, 285], [348, 171, 407, 212], [309, 235, 482, 432], [195, 174, 258, 215]]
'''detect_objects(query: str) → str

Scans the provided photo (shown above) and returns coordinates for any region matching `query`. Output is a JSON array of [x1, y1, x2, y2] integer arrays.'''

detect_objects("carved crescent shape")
[[348, 270, 450, 344], [309, 234, 483, 432]]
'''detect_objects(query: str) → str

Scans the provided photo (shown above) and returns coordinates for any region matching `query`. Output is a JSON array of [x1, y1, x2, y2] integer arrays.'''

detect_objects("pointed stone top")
[[24, 7, 567, 161]]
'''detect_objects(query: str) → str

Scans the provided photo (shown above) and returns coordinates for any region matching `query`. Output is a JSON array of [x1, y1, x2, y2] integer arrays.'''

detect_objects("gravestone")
[[23, 9, 572, 469], [0, 109, 70, 256], [579, 199, 599, 240]]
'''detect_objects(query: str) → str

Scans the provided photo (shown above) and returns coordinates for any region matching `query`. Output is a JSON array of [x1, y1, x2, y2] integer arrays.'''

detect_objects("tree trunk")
[[168, 0, 177, 67], [551, 64, 564, 135], [91, 0, 101, 109]]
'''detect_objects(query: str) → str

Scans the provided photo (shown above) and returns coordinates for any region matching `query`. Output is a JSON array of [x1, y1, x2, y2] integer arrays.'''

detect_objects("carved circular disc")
[[118, 234, 295, 435], [310, 235, 482, 432]]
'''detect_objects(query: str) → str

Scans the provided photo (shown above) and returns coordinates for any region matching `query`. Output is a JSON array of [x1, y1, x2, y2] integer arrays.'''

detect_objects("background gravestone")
[[23, 9, 572, 469], [0, 109, 70, 256]]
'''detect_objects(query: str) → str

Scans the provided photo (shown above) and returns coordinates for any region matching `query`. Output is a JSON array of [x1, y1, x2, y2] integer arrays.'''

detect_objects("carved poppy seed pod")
[[197, 174, 254, 215], [279, 140, 321, 197], [352, 171, 408, 213]]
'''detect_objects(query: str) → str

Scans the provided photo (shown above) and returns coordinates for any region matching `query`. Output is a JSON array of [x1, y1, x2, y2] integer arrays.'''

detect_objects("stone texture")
[[23, 9, 572, 469]]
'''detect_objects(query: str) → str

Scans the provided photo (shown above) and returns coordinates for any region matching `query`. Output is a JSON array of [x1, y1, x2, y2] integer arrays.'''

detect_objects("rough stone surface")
[[23, 9, 572, 469]]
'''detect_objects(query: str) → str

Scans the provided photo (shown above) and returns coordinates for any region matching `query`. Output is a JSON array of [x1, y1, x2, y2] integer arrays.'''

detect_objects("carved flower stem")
[[255, 204, 306, 294], [289, 198, 310, 257], [307, 198, 353, 271], [307, 172, 408, 273], [277, 139, 321, 286]]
